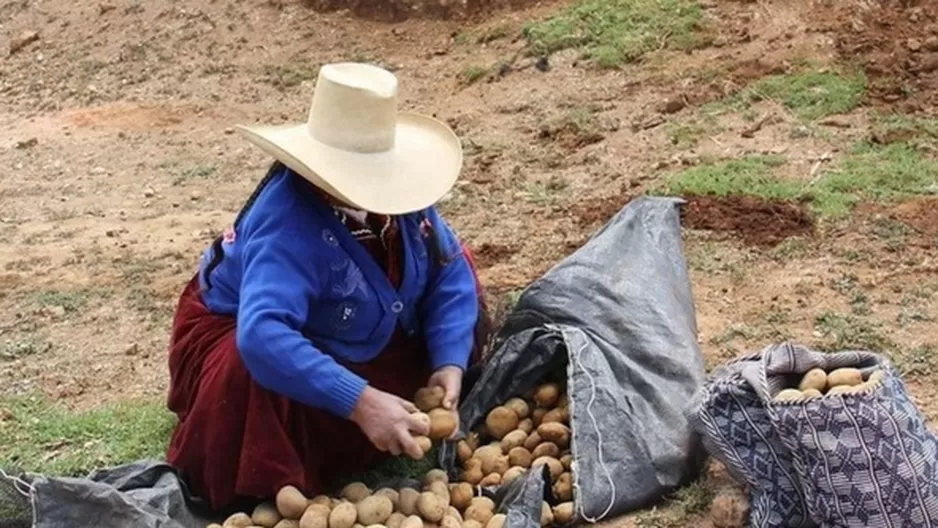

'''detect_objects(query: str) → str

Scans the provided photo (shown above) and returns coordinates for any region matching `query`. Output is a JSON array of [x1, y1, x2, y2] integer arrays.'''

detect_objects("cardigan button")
[[391, 301, 404, 314]]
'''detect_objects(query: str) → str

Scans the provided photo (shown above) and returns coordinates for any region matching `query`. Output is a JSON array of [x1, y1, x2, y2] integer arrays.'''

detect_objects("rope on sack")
[[0, 467, 35, 498], [565, 327, 616, 523]]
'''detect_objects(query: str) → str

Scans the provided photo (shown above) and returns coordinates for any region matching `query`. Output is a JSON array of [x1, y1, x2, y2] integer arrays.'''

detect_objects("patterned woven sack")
[[689, 353, 816, 528], [743, 343, 938, 528]]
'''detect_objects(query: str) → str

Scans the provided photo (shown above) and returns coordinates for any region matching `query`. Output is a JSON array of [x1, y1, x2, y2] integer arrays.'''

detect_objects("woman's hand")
[[351, 386, 429, 459], [427, 366, 463, 439]]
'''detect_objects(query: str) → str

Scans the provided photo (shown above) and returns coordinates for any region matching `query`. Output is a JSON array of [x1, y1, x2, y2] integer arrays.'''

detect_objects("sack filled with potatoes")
[[757, 344, 938, 527], [440, 380, 575, 527]]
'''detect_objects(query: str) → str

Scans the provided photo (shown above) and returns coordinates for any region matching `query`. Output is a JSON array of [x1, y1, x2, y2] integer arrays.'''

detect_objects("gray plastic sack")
[[743, 343, 938, 528], [446, 197, 707, 525], [689, 352, 816, 528]]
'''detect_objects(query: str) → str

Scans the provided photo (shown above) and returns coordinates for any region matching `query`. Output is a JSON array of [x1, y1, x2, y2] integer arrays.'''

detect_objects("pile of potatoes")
[[773, 367, 884, 402], [210, 471, 505, 528], [450, 382, 575, 527]]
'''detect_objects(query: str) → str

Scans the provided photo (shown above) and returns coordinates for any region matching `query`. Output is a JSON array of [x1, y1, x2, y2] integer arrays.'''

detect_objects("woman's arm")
[[421, 209, 480, 373], [237, 236, 367, 419]]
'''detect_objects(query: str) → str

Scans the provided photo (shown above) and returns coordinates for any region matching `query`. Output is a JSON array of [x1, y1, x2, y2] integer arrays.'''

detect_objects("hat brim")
[[235, 113, 463, 215]]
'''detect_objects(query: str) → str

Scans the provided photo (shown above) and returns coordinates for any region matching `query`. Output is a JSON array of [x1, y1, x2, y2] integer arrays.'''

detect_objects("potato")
[[534, 383, 561, 408], [540, 502, 553, 527], [499, 430, 528, 452], [358, 496, 394, 526], [465, 432, 481, 451], [802, 388, 822, 398], [457, 441, 474, 464], [413, 436, 433, 458], [523, 432, 542, 452], [463, 466, 484, 485], [532, 442, 560, 459], [532, 456, 564, 480], [552, 503, 574, 525], [341, 483, 371, 503], [426, 481, 450, 505], [310, 497, 333, 508], [447, 507, 462, 523], [502, 467, 525, 485], [486, 407, 520, 440], [486, 514, 506, 528], [773, 389, 803, 403], [488, 455, 510, 476], [386, 513, 406, 528], [417, 492, 446, 523], [474, 447, 503, 474], [827, 368, 863, 388], [423, 469, 450, 487], [299, 505, 330, 528], [464, 505, 494, 525], [277, 521, 301, 528], [537, 423, 570, 447], [464, 457, 483, 472], [560, 454, 572, 471], [401, 516, 424, 528], [463, 522, 483, 528], [504, 398, 531, 419], [208, 524, 224, 528], [541, 408, 567, 425], [480, 473, 502, 487], [798, 368, 827, 392], [428, 409, 458, 440], [224, 513, 253, 527], [531, 409, 548, 427], [553, 472, 573, 502], [253, 502, 283, 528], [332, 499, 344, 509], [353, 525, 365, 528], [440, 517, 460, 528], [331, 503, 359, 528], [278, 486, 310, 519], [449, 483, 474, 510], [398, 489, 420, 516], [364, 525, 387, 528], [508, 447, 534, 468], [375, 489, 400, 510], [415, 387, 445, 412], [517, 418, 534, 434], [470, 497, 495, 511]]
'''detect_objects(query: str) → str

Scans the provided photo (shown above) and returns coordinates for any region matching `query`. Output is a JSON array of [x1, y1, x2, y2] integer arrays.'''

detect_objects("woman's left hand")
[[427, 366, 463, 439], [427, 365, 463, 410]]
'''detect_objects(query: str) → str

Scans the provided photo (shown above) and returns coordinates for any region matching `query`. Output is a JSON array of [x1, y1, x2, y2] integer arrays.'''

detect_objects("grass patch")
[[813, 312, 894, 353], [459, 65, 488, 85], [635, 477, 715, 527], [1, 339, 52, 361], [807, 142, 938, 217], [727, 68, 866, 121], [34, 288, 109, 313], [172, 164, 217, 186], [336, 447, 441, 491], [871, 113, 938, 147], [894, 345, 937, 378], [0, 394, 174, 476], [662, 141, 938, 218], [523, 0, 704, 68], [663, 155, 795, 198], [666, 120, 711, 149]]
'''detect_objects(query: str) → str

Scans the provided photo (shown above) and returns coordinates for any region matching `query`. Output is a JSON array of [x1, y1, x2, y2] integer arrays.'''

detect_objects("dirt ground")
[[3, 0, 938, 525]]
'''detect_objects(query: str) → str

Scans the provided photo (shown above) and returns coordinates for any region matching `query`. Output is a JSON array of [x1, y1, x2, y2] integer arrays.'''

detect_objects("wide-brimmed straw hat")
[[235, 62, 463, 215]]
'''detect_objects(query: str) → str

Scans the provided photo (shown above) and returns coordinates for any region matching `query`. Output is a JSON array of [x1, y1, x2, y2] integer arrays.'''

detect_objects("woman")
[[166, 62, 490, 510]]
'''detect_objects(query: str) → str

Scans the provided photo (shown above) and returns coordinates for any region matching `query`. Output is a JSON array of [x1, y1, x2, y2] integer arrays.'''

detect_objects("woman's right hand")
[[351, 386, 429, 459]]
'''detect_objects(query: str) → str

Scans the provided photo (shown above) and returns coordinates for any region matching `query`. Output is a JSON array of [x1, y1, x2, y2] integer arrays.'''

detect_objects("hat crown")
[[307, 63, 399, 154]]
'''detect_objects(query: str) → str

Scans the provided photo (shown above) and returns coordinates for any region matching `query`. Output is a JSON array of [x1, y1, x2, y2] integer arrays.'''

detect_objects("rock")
[[15, 138, 38, 149], [661, 96, 686, 114], [124, 344, 139, 356], [91, 167, 108, 175], [926, 36, 938, 52], [224, 127, 235, 135], [143, 188, 155, 198], [190, 192, 203, 201], [9, 31, 39, 55], [907, 38, 923, 52], [47, 306, 66, 319]]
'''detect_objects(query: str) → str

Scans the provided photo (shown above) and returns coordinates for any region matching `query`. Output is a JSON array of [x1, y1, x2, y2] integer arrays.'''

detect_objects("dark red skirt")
[[167, 256, 489, 510]]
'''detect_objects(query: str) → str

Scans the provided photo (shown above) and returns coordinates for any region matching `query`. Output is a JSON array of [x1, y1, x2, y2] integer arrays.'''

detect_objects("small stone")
[[190, 192, 203, 201], [925, 36, 938, 52], [15, 138, 38, 149], [48, 306, 66, 319], [908, 38, 923, 52], [9, 31, 39, 55], [143, 188, 155, 198], [661, 96, 686, 114], [105, 229, 118, 237], [124, 344, 139, 356], [224, 127, 235, 135], [91, 166, 108, 175]]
